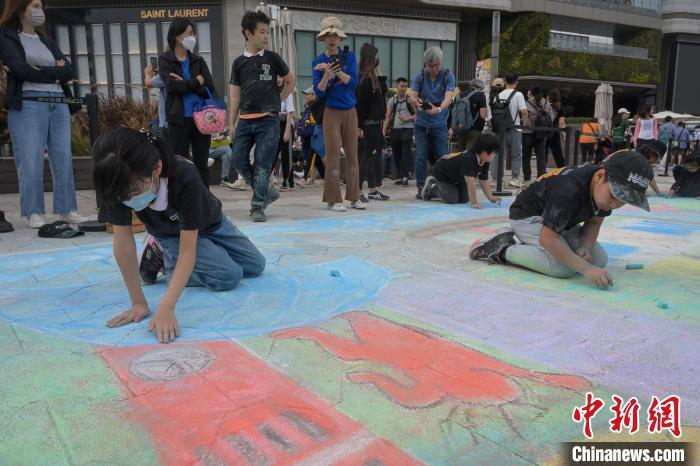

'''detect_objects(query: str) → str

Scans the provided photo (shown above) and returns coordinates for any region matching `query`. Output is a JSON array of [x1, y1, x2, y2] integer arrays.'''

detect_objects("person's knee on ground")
[[197, 264, 244, 292]]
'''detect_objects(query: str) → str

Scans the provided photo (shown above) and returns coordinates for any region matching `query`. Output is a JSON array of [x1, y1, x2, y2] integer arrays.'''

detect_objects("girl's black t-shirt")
[[98, 156, 223, 237]]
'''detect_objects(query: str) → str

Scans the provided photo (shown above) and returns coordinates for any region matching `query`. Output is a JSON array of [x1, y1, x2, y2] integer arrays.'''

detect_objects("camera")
[[421, 101, 434, 111]]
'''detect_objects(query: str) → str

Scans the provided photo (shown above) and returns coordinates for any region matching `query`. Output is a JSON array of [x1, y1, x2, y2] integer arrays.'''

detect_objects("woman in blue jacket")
[[0, 0, 88, 228], [313, 16, 365, 212]]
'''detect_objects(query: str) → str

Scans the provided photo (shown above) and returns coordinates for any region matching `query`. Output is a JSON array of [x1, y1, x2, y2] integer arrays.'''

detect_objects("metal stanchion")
[[564, 126, 572, 166], [573, 129, 581, 166]]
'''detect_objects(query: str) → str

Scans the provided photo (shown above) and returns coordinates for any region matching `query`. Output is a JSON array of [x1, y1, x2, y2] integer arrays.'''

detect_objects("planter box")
[[0, 157, 94, 194]]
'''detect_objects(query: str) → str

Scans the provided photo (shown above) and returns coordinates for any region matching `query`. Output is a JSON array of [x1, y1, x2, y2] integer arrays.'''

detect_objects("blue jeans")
[[155, 216, 265, 291], [8, 91, 78, 217], [414, 124, 448, 187], [232, 115, 280, 210], [209, 145, 233, 180]]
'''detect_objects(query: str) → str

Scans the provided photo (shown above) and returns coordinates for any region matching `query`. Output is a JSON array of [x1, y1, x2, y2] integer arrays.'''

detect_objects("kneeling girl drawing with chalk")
[[93, 128, 266, 343]]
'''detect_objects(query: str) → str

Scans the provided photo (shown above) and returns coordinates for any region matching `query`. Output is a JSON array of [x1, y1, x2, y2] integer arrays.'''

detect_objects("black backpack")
[[528, 98, 553, 138], [490, 90, 517, 134]]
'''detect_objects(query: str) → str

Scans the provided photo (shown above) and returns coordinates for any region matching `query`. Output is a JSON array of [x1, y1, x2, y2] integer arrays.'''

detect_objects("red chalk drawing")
[[272, 311, 590, 409], [100, 342, 422, 466], [572, 392, 605, 439]]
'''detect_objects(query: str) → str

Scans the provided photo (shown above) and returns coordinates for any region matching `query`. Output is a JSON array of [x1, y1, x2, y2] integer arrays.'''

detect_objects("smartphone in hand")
[[421, 101, 433, 111], [150, 56, 158, 73]]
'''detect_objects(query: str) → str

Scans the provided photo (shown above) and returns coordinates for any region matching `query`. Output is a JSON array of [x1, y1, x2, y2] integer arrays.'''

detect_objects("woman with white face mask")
[[158, 18, 218, 187], [0, 0, 89, 229]]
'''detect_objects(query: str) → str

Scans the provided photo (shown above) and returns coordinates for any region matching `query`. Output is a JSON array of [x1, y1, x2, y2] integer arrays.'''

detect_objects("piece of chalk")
[[625, 263, 644, 270], [330, 270, 340, 277], [658, 301, 669, 309]]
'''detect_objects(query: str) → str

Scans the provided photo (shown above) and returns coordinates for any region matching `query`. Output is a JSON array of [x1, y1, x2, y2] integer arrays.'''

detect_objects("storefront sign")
[[292, 11, 456, 41], [140, 8, 209, 20]]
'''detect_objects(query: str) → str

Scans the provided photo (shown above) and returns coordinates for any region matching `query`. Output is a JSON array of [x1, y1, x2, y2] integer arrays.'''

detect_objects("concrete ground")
[[0, 170, 698, 465]]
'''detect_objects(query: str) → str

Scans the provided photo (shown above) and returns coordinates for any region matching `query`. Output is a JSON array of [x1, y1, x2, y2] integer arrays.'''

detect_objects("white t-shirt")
[[638, 118, 655, 140], [280, 93, 295, 114], [498, 88, 527, 132]]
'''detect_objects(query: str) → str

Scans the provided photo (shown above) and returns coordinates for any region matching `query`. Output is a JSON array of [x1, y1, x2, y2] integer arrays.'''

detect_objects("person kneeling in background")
[[421, 132, 502, 209]]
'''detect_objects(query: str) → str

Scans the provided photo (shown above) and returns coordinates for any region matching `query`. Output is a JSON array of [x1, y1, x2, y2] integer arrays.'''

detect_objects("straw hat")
[[317, 16, 347, 41]]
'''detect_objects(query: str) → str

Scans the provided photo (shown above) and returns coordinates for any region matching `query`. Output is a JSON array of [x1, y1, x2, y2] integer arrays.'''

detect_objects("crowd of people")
[[1, 1, 699, 343]]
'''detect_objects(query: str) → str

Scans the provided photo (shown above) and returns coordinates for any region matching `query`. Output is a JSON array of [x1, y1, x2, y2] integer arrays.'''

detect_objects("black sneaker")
[[0, 211, 13, 233], [359, 193, 369, 203], [140, 236, 164, 284], [422, 181, 438, 201], [468, 229, 516, 262], [415, 187, 423, 200], [368, 191, 390, 201], [251, 208, 267, 222]]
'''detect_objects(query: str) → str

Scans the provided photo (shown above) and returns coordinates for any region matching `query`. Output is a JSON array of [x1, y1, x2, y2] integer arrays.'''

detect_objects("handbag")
[[193, 86, 227, 135]]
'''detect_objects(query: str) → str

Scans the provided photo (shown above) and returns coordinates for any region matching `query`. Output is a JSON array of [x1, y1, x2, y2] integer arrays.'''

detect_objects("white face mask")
[[26, 7, 45, 27], [181, 36, 197, 52]]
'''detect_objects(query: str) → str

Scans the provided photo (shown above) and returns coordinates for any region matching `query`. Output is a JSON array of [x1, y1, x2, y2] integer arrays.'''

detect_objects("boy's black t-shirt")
[[509, 165, 611, 233], [229, 50, 289, 115], [98, 157, 223, 237], [434, 150, 489, 184]]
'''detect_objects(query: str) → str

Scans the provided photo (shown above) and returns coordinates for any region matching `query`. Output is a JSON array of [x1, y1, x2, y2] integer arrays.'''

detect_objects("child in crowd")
[[669, 152, 700, 199], [469, 151, 653, 289], [208, 132, 235, 188], [93, 128, 266, 343], [421, 132, 502, 208]]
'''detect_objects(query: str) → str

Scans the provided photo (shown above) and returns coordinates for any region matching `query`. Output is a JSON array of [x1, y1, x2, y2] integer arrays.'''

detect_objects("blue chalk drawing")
[[0, 244, 389, 346], [599, 242, 638, 259], [621, 220, 700, 236]]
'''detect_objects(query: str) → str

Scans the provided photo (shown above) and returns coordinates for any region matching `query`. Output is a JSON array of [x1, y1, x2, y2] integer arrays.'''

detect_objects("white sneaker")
[[61, 211, 90, 224], [230, 178, 248, 191], [509, 178, 523, 188], [293, 170, 304, 179], [207, 158, 215, 168], [221, 179, 236, 189], [327, 202, 346, 212], [351, 200, 367, 210], [28, 213, 47, 229]]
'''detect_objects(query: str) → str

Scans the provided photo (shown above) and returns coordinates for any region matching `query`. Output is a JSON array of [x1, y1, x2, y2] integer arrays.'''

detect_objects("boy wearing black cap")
[[469, 151, 653, 289]]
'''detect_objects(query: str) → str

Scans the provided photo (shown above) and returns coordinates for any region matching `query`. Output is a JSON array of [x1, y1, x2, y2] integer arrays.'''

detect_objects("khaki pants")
[[323, 108, 360, 204]]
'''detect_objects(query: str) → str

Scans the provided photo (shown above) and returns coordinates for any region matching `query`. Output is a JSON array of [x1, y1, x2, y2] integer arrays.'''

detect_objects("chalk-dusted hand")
[[149, 307, 180, 343], [583, 266, 613, 290], [106, 303, 151, 328], [471, 201, 483, 210]]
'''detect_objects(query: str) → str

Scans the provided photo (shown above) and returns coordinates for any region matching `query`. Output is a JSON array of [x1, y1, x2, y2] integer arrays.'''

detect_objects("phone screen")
[[150, 56, 158, 71]]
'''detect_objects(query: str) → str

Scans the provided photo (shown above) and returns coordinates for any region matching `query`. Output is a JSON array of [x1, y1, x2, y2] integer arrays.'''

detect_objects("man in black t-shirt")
[[229, 10, 295, 222], [456, 79, 488, 152], [422, 133, 502, 207], [469, 151, 654, 289]]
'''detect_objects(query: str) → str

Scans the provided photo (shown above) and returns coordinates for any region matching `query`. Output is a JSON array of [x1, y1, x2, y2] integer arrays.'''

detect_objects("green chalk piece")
[[658, 301, 669, 309], [625, 263, 644, 270]]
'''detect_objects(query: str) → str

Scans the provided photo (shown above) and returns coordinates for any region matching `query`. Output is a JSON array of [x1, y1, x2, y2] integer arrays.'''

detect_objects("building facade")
[[2, 0, 694, 116]]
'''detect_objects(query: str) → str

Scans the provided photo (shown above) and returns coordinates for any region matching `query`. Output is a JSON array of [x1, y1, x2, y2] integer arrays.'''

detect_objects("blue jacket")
[[672, 126, 690, 149], [312, 50, 359, 111]]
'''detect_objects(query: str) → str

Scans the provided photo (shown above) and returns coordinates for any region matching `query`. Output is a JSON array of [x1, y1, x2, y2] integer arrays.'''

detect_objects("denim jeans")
[[155, 216, 266, 291], [8, 91, 78, 218], [232, 115, 280, 210], [209, 146, 233, 180], [414, 124, 448, 187]]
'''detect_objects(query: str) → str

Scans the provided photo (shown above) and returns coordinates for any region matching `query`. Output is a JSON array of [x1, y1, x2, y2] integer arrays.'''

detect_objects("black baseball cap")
[[636, 139, 667, 159], [38, 221, 85, 239], [602, 150, 653, 212]]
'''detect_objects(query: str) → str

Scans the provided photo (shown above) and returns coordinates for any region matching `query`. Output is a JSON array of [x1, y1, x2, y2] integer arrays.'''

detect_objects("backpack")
[[528, 98, 553, 138], [490, 90, 517, 134], [451, 90, 478, 135]]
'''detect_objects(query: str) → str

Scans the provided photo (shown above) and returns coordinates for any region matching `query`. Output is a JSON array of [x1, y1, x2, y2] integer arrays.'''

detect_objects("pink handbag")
[[193, 87, 227, 135]]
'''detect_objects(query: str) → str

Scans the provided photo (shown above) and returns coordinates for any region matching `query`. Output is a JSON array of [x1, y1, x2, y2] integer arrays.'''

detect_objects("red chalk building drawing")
[[100, 342, 422, 466], [272, 311, 590, 408]]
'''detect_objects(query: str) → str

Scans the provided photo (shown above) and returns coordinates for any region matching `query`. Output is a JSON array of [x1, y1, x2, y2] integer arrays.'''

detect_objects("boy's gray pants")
[[505, 216, 608, 278]]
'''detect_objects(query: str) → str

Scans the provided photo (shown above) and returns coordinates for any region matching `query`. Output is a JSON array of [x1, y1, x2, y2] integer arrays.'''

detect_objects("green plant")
[[477, 13, 661, 85]]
